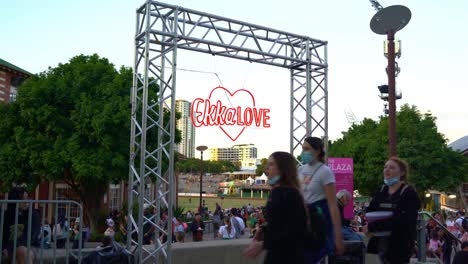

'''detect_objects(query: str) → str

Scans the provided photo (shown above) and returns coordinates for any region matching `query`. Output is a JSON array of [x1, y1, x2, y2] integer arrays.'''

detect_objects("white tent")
[[246, 176, 254, 185], [255, 173, 268, 184]]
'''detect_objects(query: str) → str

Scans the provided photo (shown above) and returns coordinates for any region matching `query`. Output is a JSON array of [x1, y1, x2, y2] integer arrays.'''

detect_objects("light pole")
[[370, 2, 411, 157], [196, 145, 208, 214]]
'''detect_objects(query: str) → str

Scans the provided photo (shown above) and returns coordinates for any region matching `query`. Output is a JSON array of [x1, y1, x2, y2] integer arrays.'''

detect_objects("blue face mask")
[[301, 151, 314, 164], [267, 175, 281, 185], [384, 176, 400, 186]]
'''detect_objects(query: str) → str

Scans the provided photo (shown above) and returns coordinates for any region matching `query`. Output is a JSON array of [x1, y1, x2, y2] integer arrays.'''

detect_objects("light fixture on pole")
[[196, 145, 208, 214], [370, 1, 411, 157], [377, 84, 402, 115]]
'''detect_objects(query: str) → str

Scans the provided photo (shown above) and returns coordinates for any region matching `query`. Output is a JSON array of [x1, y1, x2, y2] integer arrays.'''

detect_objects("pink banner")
[[328, 158, 354, 219]]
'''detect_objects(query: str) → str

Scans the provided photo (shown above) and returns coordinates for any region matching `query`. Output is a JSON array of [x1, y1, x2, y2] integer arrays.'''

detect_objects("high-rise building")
[[209, 144, 257, 163], [175, 100, 196, 158]]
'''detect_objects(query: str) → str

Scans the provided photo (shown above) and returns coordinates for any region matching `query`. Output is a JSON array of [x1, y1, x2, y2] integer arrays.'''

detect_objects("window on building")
[[109, 184, 121, 211], [55, 184, 80, 222], [9, 86, 17, 102]]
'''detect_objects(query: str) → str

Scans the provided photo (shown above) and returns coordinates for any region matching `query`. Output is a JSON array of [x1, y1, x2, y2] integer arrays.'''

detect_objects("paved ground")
[[38, 234, 438, 264], [80, 229, 437, 264]]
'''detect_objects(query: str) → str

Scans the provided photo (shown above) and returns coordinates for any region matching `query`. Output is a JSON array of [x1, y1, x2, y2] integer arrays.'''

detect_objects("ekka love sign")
[[190, 86, 271, 141]]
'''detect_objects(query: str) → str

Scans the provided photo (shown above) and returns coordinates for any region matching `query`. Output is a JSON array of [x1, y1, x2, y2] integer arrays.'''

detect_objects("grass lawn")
[[177, 196, 266, 212]]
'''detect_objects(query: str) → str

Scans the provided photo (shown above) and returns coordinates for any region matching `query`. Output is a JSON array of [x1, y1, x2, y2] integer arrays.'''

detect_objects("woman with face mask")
[[362, 157, 421, 264], [244, 151, 307, 263], [299, 137, 344, 263]]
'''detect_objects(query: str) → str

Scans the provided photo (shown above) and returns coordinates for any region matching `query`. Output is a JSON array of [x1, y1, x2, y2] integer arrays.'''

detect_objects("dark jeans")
[[213, 223, 220, 238], [264, 247, 304, 264], [72, 231, 87, 249], [56, 238, 66, 249]]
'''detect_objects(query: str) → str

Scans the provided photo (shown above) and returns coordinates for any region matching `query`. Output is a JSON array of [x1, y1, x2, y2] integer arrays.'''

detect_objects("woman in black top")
[[363, 157, 421, 264], [244, 151, 306, 264]]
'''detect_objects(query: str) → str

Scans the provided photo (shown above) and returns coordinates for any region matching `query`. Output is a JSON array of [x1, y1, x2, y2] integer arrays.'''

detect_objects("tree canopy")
[[176, 158, 239, 174], [0, 54, 180, 227], [329, 104, 468, 197], [255, 158, 268, 176]]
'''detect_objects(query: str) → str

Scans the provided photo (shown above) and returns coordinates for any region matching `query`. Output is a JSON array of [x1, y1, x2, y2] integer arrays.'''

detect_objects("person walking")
[[244, 151, 307, 264], [212, 205, 222, 239], [363, 157, 421, 264], [299, 137, 344, 263]]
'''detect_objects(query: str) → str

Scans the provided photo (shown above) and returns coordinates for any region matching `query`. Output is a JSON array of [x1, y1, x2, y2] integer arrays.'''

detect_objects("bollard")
[[417, 216, 426, 263]]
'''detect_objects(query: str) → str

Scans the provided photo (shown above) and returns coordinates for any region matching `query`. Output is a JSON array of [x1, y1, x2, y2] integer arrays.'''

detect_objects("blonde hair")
[[388, 157, 409, 182]]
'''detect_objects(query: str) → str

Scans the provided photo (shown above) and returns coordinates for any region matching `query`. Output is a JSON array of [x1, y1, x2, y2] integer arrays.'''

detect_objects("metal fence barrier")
[[417, 212, 461, 263], [0, 200, 83, 264]]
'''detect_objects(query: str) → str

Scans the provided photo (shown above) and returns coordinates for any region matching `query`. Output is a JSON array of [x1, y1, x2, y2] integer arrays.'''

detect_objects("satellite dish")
[[370, 5, 411, 35]]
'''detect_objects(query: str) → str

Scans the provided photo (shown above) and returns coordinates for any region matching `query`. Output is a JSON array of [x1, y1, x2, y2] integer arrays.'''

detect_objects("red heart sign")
[[191, 86, 271, 141]]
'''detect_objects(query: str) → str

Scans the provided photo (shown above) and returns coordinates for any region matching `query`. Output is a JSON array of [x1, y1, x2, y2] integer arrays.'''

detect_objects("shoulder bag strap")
[[304, 164, 324, 232]]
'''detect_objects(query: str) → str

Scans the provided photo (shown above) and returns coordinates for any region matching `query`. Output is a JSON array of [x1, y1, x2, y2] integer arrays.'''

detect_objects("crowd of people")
[[2, 136, 468, 264], [424, 210, 468, 263]]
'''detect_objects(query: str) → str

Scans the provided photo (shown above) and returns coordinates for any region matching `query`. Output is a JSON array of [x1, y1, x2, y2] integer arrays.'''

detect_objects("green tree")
[[329, 104, 468, 199], [255, 158, 268, 176], [175, 158, 238, 174], [0, 54, 180, 229]]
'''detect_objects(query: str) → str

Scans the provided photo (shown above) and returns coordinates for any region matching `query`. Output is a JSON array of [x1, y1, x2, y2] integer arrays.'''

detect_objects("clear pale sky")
[[2, 0, 467, 159]]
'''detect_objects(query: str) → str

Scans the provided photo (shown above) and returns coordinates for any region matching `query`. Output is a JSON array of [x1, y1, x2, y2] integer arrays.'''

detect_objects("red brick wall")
[[0, 70, 11, 103]]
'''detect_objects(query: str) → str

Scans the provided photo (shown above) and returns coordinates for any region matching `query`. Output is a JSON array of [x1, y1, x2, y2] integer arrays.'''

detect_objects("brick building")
[[0, 58, 32, 103]]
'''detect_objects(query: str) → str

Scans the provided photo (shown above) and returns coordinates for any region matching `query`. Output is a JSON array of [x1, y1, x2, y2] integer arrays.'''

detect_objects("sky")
[[2, 0, 467, 159]]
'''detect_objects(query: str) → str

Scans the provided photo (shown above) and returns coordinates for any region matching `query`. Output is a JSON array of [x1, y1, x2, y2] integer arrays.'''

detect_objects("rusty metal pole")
[[387, 30, 397, 157]]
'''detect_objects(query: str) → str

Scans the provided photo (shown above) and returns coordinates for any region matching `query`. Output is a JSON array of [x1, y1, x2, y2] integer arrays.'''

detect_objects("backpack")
[[212, 213, 221, 225], [231, 217, 242, 238]]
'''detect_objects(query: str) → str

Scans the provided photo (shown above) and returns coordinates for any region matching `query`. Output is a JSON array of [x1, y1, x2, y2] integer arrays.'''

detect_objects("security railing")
[[417, 211, 461, 263], [0, 200, 83, 264]]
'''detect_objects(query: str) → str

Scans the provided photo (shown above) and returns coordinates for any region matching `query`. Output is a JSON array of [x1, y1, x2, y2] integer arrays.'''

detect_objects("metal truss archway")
[[128, 1, 328, 262]]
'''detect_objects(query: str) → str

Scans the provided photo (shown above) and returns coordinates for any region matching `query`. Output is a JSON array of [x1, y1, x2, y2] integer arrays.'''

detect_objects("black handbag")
[[305, 205, 328, 250]]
